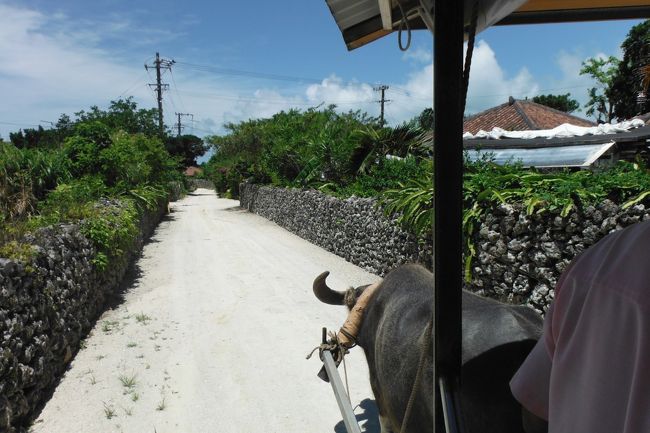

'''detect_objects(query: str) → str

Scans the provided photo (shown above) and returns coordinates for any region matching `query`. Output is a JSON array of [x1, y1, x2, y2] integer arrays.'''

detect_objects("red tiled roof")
[[184, 166, 203, 177], [463, 97, 595, 135]]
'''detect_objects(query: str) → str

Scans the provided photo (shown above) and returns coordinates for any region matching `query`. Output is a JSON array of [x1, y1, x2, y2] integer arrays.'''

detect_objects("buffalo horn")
[[313, 271, 345, 305]]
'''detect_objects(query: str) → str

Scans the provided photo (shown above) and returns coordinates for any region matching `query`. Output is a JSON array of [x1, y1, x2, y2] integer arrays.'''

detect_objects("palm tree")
[[347, 123, 431, 176]]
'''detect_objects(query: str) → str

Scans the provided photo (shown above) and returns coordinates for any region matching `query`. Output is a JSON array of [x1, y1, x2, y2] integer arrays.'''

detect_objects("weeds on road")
[[135, 313, 152, 324], [118, 373, 137, 390], [126, 342, 138, 348], [102, 320, 120, 333], [156, 397, 166, 411], [103, 402, 116, 419]]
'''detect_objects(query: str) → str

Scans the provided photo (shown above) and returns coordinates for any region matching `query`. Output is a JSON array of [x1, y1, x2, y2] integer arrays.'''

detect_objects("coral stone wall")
[[0, 200, 166, 432], [239, 183, 432, 276], [468, 201, 649, 313], [240, 183, 649, 314], [187, 179, 214, 190]]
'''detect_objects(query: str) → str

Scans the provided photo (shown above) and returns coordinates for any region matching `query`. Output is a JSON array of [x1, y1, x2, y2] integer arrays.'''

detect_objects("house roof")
[[464, 123, 650, 149], [463, 124, 650, 167], [184, 166, 203, 177], [463, 97, 595, 135]]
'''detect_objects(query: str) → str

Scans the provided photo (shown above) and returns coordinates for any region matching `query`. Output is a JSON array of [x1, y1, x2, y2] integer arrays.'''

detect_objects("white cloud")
[[0, 4, 149, 138], [402, 46, 432, 64], [0, 3, 609, 143], [305, 75, 374, 107], [465, 40, 539, 114]]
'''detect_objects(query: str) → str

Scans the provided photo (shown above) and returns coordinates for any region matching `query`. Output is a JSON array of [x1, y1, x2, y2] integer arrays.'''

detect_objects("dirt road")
[[31, 189, 379, 433]]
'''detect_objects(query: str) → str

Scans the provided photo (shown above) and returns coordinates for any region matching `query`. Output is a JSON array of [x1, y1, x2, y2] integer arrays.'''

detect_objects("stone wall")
[[239, 183, 432, 276], [188, 178, 214, 190], [240, 183, 649, 314], [0, 199, 166, 432], [467, 201, 649, 313]]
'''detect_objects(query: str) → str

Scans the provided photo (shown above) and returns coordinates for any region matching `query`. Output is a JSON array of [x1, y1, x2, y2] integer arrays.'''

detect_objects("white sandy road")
[[30, 189, 379, 433]]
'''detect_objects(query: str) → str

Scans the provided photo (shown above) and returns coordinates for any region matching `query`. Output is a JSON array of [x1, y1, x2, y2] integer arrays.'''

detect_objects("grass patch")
[[0, 241, 37, 264], [103, 403, 116, 419], [135, 313, 152, 324], [101, 320, 120, 333], [118, 373, 137, 389]]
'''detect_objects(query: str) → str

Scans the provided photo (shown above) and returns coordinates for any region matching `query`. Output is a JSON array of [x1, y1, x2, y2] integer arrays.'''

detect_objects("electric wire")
[[0, 121, 41, 128], [174, 61, 323, 84], [174, 89, 366, 106], [117, 71, 148, 99], [169, 69, 187, 113]]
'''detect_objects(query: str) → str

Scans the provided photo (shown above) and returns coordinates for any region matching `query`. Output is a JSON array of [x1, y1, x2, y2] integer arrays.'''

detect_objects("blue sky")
[[0, 0, 643, 148]]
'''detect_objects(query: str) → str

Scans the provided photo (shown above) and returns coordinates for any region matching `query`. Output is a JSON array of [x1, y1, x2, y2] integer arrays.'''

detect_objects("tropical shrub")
[[80, 199, 140, 271], [1, 142, 71, 220], [1, 99, 183, 265], [321, 156, 430, 198], [205, 106, 381, 191], [381, 158, 650, 280]]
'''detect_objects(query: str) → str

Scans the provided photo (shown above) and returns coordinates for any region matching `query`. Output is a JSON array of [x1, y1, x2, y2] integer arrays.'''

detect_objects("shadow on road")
[[334, 398, 380, 433]]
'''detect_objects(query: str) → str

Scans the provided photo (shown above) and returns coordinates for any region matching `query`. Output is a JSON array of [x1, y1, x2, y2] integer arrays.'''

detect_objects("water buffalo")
[[313, 264, 545, 433]]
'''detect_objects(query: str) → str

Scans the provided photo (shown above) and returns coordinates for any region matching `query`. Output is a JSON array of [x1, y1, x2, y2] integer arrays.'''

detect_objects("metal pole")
[[321, 351, 362, 433], [433, 0, 464, 431]]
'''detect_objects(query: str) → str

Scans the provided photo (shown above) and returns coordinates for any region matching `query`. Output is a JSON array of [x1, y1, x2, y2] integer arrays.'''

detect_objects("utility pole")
[[374, 84, 390, 126], [145, 52, 175, 134], [175, 112, 193, 136]]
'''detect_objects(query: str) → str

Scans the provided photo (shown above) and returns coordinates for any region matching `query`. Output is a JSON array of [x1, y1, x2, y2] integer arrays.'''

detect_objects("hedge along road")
[[31, 188, 378, 433]]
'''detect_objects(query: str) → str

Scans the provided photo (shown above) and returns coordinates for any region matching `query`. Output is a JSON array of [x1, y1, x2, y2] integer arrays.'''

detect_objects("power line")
[[117, 71, 148, 99], [174, 61, 323, 84], [169, 69, 186, 112], [0, 121, 41, 128], [174, 89, 366, 106]]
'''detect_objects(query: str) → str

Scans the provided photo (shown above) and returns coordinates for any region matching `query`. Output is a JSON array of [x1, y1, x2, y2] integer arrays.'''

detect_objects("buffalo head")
[[311, 264, 545, 433]]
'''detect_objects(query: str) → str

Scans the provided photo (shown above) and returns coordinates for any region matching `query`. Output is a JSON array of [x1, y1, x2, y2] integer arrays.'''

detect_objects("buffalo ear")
[[343, 288, 358, 310], [343, 285, 370, 309]]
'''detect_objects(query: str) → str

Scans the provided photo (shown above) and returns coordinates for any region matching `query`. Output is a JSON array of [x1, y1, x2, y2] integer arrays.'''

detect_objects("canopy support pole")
[[433, 0, 464, 431]]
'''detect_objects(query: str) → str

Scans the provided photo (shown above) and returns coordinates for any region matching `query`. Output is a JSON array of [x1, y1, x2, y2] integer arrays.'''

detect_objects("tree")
[[9, 126, 61, 149], [418, 108, 434, 129], [532, 93, 580, 113], [75, 97, 160, 137], [165, 134, 207, 166], [612, 20, 650, 119], [580, 56, 621, 123]]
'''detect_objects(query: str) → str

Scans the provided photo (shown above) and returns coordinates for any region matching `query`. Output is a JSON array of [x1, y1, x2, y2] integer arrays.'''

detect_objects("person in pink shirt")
[[510, 219, 650, 433]]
